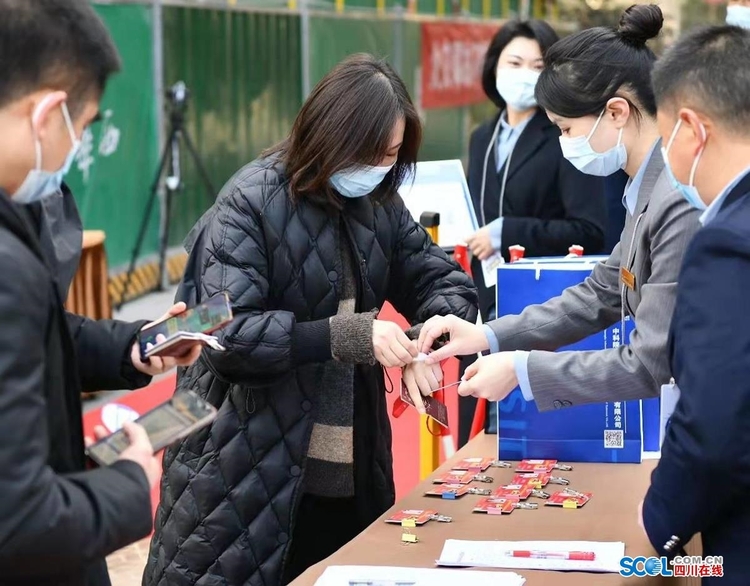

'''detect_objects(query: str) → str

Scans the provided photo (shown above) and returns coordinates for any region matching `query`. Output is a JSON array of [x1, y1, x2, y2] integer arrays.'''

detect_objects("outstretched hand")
[[456, 352, 518, 402], [130, 302, 204, 376], [417, 314, 489, 364]]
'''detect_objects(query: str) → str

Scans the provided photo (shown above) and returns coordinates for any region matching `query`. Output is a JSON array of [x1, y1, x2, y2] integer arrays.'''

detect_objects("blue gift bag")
[[492, 256, 660, 463]]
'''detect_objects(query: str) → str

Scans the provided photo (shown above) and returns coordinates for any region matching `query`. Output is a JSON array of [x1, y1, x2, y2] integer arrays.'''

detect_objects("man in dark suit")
[[641, 25, 750, 584]]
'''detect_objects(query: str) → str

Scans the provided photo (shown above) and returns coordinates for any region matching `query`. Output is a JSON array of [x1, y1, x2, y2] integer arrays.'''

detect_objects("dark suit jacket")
[[0, 192, 153, 586], [643, 172, 750, 584], [467, 109, 607, 319]]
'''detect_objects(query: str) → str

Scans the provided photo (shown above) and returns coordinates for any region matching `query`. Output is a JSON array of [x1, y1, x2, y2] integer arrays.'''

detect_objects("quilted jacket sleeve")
[[198, 171, 329, 386], [386, 195, 479, 331]]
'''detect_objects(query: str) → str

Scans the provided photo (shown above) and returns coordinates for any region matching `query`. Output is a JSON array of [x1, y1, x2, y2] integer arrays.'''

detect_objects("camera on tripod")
[[119, 79, 215, 305], [166, 81, 189, 109]]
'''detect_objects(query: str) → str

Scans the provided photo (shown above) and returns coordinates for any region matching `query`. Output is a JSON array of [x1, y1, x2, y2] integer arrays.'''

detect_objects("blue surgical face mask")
[[558, 109, 628, 177], [330, 162, 395, 198], [14, 100, 81, 205], [727, 5, 750, 29], [660, 118, 707, 210]]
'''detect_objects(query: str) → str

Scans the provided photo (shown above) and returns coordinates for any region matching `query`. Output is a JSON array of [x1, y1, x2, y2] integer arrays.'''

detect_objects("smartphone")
[[138, 293, 233, 361], [85, 390, 217, 467]]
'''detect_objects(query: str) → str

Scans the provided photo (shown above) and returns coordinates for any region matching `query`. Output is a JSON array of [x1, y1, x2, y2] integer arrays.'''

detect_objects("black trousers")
[[282, 494, 364, 584], [458, 354, 482, 448]]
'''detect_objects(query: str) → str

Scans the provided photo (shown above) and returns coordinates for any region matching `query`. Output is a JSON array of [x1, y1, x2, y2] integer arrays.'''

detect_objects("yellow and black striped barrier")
[[109, 252, 188, 306], [418, 211, 441, 480]]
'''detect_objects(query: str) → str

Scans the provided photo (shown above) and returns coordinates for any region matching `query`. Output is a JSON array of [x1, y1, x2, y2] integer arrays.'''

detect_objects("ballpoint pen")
[[506, 550, 596, 561]]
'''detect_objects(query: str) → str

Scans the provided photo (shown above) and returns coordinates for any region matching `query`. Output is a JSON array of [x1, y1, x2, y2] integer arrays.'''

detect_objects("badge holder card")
[[493, 484, 532, 500], [398, 381, 449, 428], [385, 510, 452, 525], [425, 484, 492, 499], [473, 497, 516, 515], [481, 252, 504, 288], [433, 471, 493, 485], [515, 459, 573, 473], [545, 489, 592, 509], [512, 472, 570, 487], [451, 457, 496, 472], [473, 497, 539, 515]]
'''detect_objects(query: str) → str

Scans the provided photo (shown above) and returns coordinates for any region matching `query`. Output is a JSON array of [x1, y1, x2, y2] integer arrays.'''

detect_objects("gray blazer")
[[486, 145, 701, 412]]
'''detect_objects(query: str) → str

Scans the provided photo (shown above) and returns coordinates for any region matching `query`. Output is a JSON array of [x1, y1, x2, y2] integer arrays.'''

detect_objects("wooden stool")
[[65, 230, 111, 400], [65, 230, 112, 320]]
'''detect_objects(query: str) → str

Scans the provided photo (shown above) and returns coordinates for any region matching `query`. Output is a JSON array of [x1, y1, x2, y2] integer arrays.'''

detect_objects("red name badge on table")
[[516, 459, 559, 473], [385, 509, 438, 525], [425, 484, 473, 499], [546, 490, 592, 508], [433, 471, 476, 485], [452, 457, 495, 472], [473, 497, 517, 515], [494, 484, 533, 500], [512, 472, 551, 487]]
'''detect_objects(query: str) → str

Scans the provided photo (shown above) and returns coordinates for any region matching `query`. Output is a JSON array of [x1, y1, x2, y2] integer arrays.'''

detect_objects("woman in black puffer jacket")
[[143, 54, 478, 586]]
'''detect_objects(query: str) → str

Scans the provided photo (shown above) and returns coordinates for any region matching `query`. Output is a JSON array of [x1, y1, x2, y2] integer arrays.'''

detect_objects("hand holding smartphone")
[[116, 421, 162, 489], [85, 390, 218, 467], [138, 293, 233, 361]]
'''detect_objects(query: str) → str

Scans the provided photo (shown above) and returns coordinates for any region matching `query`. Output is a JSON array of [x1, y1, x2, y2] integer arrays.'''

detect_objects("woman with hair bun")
[[418, 5, 703, 413], [465, 19, 606, 323]]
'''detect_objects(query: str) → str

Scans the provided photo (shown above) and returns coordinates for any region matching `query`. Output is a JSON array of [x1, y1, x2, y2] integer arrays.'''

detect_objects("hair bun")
[[617, 4, 663, 46]]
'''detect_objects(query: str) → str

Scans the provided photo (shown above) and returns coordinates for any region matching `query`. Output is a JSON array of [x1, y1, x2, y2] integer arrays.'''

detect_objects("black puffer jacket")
[[143, 157, 477, 586]]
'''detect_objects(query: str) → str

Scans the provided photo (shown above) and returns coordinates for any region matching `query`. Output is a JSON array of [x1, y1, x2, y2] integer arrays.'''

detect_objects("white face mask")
[[14, 98, 81, 205], [495, 67, 540, 111], [558, 109, 627, 176], [330, 163, 394, 198], [661, 118, 707, 210], [727, 5, 750, 29]]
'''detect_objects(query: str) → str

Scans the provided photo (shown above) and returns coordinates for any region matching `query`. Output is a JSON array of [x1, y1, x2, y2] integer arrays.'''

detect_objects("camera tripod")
[[118, 82, 215, 309]]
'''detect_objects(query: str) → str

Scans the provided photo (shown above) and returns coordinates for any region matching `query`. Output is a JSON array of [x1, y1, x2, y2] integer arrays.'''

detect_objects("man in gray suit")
[[417, 5, 700, 411]]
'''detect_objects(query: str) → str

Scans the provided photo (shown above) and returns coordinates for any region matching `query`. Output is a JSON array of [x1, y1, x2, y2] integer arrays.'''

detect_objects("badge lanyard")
[[479, 113, 516, 229], [479, 114, 517, 287]]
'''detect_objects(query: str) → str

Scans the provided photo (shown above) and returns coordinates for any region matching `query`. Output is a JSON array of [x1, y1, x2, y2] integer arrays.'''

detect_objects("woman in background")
[[459, 20, 607, 443], [421, 4, 700, 416], [466, 19, 607, 321]]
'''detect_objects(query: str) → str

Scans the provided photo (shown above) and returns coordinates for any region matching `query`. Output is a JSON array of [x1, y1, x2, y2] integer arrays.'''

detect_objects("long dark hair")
[[535, 4, 663, 120], [481, 20, 559, 110], [265, 53, 422, 210]]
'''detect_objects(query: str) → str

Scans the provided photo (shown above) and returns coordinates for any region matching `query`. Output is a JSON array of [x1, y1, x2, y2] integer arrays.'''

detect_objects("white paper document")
[[314, 565, 525, 586], [398, 160, 479, 249], [437, 540, 626, 573], [480, 252, 504, 288]]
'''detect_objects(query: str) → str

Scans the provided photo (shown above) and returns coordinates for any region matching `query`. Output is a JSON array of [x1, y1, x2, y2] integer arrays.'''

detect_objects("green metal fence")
[[66, 3, 160, 268], [83, 0, 551, 272], [162, 7, 303, 245]]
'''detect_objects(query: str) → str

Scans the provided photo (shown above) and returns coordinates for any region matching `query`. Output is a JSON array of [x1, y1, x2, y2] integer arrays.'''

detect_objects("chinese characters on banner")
[[75, 110, 121, 183], [420, 22, 499, 109]]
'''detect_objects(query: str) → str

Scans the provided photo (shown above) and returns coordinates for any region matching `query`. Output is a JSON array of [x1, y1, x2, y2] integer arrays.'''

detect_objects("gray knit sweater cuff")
[[330, 310, 377, 364], [406, 322, 449, 351], [405, 323, 423, 341]]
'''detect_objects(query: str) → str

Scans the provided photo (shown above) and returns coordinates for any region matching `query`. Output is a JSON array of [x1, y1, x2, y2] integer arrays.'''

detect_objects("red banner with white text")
[[420, 22, 499, 110]]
